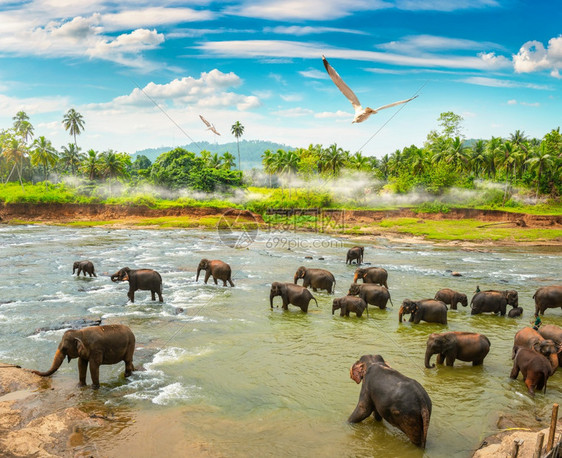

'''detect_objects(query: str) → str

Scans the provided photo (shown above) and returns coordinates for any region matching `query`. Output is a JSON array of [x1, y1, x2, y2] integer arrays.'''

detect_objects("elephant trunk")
[[32, 349, 65, 377], [269, 294, 274, 309], [353, 273, 359, 283], [196, 268, 201, 282], [549, 353, 559, 372], [424, 349, 436, 368], [398, 305, 404, 323], [293, 274, 299, 284]]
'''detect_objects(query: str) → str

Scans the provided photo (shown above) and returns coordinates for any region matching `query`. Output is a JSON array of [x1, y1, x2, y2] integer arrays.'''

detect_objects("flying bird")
[[322, 55, 418, 124], [199, 115, 221, 136]]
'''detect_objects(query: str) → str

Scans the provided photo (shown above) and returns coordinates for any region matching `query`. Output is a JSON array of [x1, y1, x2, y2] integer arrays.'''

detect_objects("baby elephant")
[[332, 296, 367, 317], [196, 259, 234, 287], [508, 306, 523, 318], [73, 260, 96, 277], [434, 288, 467, 310], [270, 282, 318, 313], [111, 267, 163, 303]]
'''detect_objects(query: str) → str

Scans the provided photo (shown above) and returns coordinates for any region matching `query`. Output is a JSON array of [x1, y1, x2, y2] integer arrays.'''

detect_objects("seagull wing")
[[322, 55, 362, 110], [373, 95, 418, 113], [209, 126, 221, 136], [199, 115, 211, 128]]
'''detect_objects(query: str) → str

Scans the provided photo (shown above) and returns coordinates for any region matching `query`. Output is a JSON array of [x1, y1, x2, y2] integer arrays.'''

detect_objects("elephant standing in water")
[[294, 266, 335, 293], [510, 347, 553, 396], [332, 296, 367, 317], [470, 290, 518, 315], [534, 285, 562, 315], [348, 354, 432, 448], [539, 324, 562, 367], [111, 267, 163, 303], [73, 260, 97, 277], [399, 299, 448, 324], [270, 282, 318, 312], [434, 288, 467, 310], [425, 332, 490, 368], [348, 283, 393, 310], [346, 246, 364, 265], [513, 327, 559, 372], [196, 259, 234, 287], [32, 324, 135, 389], [353, 267, 388, 289]]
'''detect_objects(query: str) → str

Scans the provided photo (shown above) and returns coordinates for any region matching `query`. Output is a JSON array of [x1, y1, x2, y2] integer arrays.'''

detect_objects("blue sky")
[[0, 0, 560, 158]]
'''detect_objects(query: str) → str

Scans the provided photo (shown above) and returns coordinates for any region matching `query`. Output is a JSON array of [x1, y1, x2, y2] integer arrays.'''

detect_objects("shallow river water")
[[1, 224, 561, 457]]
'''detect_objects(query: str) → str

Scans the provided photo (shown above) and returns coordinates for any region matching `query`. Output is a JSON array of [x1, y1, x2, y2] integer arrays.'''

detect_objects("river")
[[1, 224, 561, 457]]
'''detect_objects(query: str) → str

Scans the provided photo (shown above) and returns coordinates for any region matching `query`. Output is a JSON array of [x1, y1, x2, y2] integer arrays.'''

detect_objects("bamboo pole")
[[533, 432, 544, 458], [546, 403, 559, 453]]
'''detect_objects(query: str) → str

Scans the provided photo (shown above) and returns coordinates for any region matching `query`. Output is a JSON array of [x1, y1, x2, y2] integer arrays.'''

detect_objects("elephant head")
[[353, 268, 367, 283], [504, 290, 519, 307], [32, 329, 82, 376], [72, 261, 80, 274], [270, 282, 286, 308], [111, 267, 130, 282], [348, 283, 361, 296], [293, 266, 307, 284], [399, 299, 417, 322], [196, 259, 211, 282], [424, 333, 453, 368], [459, 293, 468, 307], [350, 355, 386, 383], [332, 298, 342, 315]]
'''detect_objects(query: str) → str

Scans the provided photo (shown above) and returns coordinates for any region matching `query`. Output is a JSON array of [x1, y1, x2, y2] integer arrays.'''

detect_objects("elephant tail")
[[388, 291, 394, 307], [332, 279, 336, 294], [312, 296, 319, 307], [420, 406, 431, 449]]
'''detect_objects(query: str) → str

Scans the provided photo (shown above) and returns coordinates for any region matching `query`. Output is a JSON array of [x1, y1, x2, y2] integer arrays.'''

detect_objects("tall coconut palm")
[[31, 136, 58, 183], [100, 150, 129, 180], [82, 149, 101, 180], [2, 136, 27, 189], [322, 143, 346, 176], [209, 153, 223, 169], [221, 152, 237, 170], [12, 111, 34, 145], [231, 121, 244, 171], [62, 108, 85, 147], [60, 143, 84, 175], [526, 143, 554, 198]]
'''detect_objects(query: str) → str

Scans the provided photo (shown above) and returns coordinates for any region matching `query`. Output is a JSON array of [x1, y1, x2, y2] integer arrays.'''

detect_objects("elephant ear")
[[532, 341, 542, 353], [75, 337, 87, 358], [350, 361, 367, 384]]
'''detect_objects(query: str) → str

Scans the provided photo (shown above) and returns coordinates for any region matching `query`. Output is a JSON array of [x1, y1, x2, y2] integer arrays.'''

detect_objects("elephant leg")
[[436, 354, 444, 365], [157, 290, 163, 302], [348, 398, 374, 423], [473, 359, 484, 366], [77, 358, 88, 386], [77, 268, 83, 276], [213, 276, 218, 285], [373, 408, 382, 422], [90, 363, 100, 389], [450, 303, 457, 310], [124, 359, 134, 377], [445, 354, 455, 366], [128, 289, 135, 303], [151, 290, 156, 300], [93, 271, 97, 277], [204, 271, 211, 284], [312, 287, 317, 292], [228, 278, 235, 287], [356, 310, 363, 318], [524, 378, 535, 396], [509, 364, 520, 379]]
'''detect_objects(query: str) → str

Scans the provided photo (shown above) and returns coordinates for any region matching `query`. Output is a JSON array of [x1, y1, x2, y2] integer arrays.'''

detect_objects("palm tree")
[[2, 137, 27, 189], [82, 149, 101, 180], [322, 143, 346, 176], [12, 111, 34, 145], [526, 144, 554, 198], [100, 150, 129, 180], [348, 151, 370, 171], [62, 108, 85, 147], [60, 143, 84, 174], [209, 153, 223, 169], [221, 152, 237, 170], [31, 136, 58, 183], [231, 121, 244, 170]]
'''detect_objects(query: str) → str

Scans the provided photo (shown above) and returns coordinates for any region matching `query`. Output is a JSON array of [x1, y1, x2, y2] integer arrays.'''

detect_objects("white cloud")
[[299, 69, 329, 80], [520, 101, 540, 107], [394, 0, 499, 11], [264, 25, 367, 36], [507, 99, 517, 105], [0, 94, 69, 117], [460, 76, 552, 90], [100, 7, 215, 31], [513, 36, 562, 77], [280, 94, 302, 102], [314, 110, 351, 119], [272, 107, 314, 117], [378, 34, 503, 53]]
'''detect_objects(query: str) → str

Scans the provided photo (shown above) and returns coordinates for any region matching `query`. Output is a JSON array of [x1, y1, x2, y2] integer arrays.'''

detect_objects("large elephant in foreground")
[[539, 324, 562, 367], [399, 299, 448, 324], [196, 259, 234, 287], [513, 327, 559, 372], [425, 331, 490, 368], [510, 347, 553, 396], [348, 283, 393, 310], [353, 267, 388, 289], [346, 246, 364, 265], [534, 285, 562, 315], [270, 282, 318, 312], [32, 324, 135, 389], [332, 296, 367, 317], [73, 260, 97, 277], [294, 266, 335, 293], [348, 354, 432, 448], [111, 267, 163, 303], [434, 288, 467, 310], [470, 290, 518, 315]]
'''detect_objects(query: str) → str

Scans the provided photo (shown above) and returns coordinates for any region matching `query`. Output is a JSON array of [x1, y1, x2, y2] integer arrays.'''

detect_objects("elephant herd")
[[31, 247, 562, 450]]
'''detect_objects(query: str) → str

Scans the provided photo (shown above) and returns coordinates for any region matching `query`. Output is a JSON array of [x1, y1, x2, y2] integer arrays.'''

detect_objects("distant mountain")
[[132, 140, 295, 170]]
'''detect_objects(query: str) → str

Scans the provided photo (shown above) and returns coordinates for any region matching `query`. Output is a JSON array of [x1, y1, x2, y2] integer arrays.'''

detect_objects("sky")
[[0, 0, 560, 158]]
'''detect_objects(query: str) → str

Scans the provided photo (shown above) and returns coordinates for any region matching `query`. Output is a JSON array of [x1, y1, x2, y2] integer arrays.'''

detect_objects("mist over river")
[[1, 224, 561, 457]]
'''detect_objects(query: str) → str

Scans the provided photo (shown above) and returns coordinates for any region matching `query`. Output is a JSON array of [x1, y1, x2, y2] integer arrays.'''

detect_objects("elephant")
[[539, 324, 562, 367], [332, 296, 367, 317], [348, 283, 393, 310], [348, 354, 432, 448], [293, 266, 335, 293], [196, 259, 234, 287], [73, 260, 97, 277], [434, 288, 467, 310], [270, 282, 318, 313], [510, 347, 553, 396], [399, 299, 448, 324], [470, 289, 518, 315], [508, 306, 523, 318], [533, 285, 562, 315], [353, 267, 388, 289], [425, 331, 491, 368], [110, 267, 163, 303], [512, 327, 559, 372], [32, 324, 135, 389], [346, 246, 364, 265]]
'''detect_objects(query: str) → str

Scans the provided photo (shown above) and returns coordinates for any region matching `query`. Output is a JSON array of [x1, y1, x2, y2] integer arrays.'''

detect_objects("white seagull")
[[199, 115, 221, 136], [322, 55, 418, 124]]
